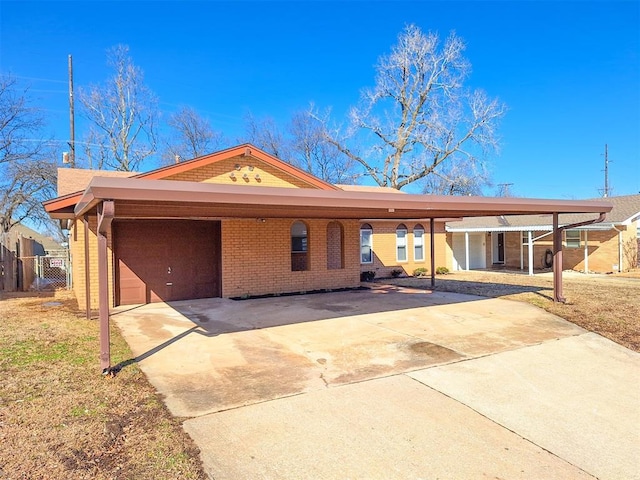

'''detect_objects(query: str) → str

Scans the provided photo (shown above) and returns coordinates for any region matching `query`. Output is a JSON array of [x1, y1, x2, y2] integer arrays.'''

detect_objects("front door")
[[492, 232, 505, 264]]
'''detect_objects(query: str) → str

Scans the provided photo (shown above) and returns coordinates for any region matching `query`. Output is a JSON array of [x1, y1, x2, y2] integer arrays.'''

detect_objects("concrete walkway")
[[112, 286, 640, 479]]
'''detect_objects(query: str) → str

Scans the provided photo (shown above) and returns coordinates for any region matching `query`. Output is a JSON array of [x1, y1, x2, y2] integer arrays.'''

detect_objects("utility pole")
[[602, 144, 611, 198], [68, 54, 75, 167]]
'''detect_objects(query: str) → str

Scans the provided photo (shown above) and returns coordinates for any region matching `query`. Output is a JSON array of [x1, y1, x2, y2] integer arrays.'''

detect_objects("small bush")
[[436, 266, 449, 275], [360, 271, 376, 282], [413, 267, 429, 277], [391, 269, 403, 278]]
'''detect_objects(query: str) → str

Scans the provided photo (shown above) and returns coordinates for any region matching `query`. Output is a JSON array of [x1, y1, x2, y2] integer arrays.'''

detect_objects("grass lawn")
[[0, 290, 206, 480]]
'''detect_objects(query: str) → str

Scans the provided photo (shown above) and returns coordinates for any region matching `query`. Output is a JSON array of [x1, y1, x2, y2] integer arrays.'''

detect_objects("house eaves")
[[446, 223, 617, 233], [69, 176, 613, 221]]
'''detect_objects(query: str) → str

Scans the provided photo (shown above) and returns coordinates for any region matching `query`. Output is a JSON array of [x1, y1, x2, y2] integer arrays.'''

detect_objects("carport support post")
[[552, 213, 566, 303], [83, 215, 91, 319], [430, 218, 435, 288], [97, 201, 114, 373]]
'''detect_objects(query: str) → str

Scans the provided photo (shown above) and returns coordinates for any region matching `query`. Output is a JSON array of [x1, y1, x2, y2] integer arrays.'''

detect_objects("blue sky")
[[1, 0, 638, 199]]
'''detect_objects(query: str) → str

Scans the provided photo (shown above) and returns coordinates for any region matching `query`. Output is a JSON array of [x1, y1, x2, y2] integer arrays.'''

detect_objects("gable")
[[138, 144, 337, 190], [160, 153, 318, 189]]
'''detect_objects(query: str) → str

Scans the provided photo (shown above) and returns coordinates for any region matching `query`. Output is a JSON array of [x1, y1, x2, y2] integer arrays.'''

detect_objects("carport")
[[47, 175, 612, 372]]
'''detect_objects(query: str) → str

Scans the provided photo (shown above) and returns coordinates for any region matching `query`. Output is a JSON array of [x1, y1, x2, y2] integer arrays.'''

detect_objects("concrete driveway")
[[112, 284, 640, 480]]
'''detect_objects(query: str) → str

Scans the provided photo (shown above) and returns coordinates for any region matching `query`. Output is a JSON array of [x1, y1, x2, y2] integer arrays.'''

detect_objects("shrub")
[[391, 269, 403, 278], [436, 266, 449, 275], [360, 271, 376, 282], [413, 267, 429, 277]]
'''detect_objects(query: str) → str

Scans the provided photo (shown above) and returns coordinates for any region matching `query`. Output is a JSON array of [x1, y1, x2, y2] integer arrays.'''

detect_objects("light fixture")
[[229, 172, 236, 179], [254, 174, 261, 180], [243, 173, 249, 179], [235, 164, 241, 171], [256, 218, 266, 223], [248, 165, 254, 171]]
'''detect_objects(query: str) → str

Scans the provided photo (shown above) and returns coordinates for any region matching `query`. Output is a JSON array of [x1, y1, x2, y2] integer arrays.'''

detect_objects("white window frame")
[[396, 227, 408, 262], [413, 228, 425, 262], [565, 229, 581, 249], [360, 227, 373, 264]]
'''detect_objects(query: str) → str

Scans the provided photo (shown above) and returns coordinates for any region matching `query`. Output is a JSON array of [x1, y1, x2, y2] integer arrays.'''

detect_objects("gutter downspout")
[[97, 200, 114, 374], [553, 212, 607, 303]]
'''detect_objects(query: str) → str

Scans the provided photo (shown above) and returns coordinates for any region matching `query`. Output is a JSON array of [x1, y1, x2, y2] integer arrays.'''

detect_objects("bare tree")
[[421, 159, 491, 196], [163, 106, 225, 164], [242, 112, 291, 160], [289, 110, 357, 184], [0, 75, 57, 233], [242, 110, 357, 184], [316, 24, 506, 191], [79, 45, 158, 172]]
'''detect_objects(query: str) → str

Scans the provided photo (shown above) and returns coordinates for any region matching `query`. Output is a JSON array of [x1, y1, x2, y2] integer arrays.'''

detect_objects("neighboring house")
[[0, 223, 65, 257], [446, 194, 640, 274]]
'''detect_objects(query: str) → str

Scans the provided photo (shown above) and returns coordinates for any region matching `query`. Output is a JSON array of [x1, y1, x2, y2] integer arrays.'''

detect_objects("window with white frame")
[[565, 230, 581, 248], [414, 225, 425, 261], [396, 224, 408, 262], [360, 224, 373, 264]]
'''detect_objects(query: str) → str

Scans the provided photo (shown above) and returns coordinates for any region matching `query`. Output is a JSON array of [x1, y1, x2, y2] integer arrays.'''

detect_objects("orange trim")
[[135, 144, 339, 190], [43, 190, 82, 213]]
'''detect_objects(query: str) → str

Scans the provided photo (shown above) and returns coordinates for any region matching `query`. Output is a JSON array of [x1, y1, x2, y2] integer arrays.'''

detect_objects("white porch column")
[[584, 230, 589, 273], [528, 231, 534, 276], [464, 231, 470, 271]]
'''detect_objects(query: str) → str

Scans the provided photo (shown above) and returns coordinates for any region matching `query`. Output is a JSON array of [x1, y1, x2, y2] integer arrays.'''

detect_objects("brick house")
[[43, 144, 613, 371], [446, 194, 640, 274]]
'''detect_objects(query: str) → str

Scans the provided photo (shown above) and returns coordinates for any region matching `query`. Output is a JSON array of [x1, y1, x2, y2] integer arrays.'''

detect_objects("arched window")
[[396, 224, 408, 262], [327, 221, 344, 270], [360, 223, 373, 264], [413, 224, 425, 262], [291, 221, 309, 271]]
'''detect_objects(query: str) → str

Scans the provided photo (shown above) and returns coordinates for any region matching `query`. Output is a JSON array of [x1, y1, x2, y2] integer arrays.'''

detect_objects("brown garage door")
[[115, 220, 221, 305]]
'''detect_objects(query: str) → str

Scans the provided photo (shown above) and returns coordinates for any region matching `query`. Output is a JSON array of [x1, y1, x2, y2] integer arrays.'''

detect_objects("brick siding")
[[362, 221, 451, 278]]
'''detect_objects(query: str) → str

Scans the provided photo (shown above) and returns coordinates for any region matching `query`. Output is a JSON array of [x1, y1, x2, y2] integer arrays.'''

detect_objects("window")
[[396, 224, 408, 262], [327, 221, 344, 270], [414, 225, 424, 261], [565, 230, 581, 248], [291, 221, 309, 271], [360, 224, 373, 264]]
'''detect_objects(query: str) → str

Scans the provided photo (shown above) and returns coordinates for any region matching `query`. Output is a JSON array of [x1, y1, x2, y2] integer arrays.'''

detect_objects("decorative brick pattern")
[[162, 155, 315, 189]]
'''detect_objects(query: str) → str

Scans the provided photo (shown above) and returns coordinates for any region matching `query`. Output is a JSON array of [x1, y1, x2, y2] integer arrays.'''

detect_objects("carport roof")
[[45, 175, 613, 221]]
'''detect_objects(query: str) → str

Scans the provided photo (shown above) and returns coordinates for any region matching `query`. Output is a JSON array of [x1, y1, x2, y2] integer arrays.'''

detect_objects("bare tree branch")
[[79, 45, 158, 171], [0, 75, 58, 233], [316, 24, 506, 192], [163, 106, 226, 164]]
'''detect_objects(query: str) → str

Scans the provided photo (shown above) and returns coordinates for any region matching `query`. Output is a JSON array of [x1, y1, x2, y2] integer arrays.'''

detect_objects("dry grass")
[[387, 270, 640, 352], [0, 290, 206, 480]]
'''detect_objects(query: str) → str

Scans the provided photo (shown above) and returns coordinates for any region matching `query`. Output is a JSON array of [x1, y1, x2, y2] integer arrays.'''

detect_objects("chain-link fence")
[[18, 254, 71, 291]]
